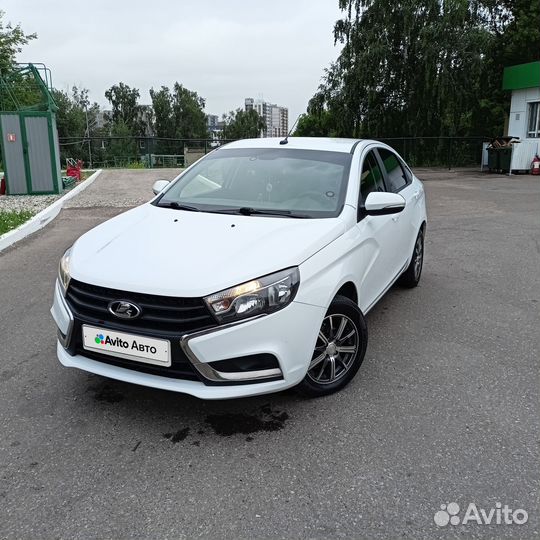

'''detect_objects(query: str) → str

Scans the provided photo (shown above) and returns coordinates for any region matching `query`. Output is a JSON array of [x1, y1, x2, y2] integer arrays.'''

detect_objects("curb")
[[0, 169, 102, 253]]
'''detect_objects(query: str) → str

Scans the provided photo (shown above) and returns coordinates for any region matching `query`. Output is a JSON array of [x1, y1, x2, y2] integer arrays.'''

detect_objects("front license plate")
[[82, 325, 171, 367]]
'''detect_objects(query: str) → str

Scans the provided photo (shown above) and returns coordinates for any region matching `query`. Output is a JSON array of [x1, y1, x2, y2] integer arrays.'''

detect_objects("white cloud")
[[5, 0, 343, 125]]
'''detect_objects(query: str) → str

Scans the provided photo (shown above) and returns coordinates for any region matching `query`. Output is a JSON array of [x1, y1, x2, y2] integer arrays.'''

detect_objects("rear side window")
[[378, 148, 408, 192], [360, 151, 386, 202]]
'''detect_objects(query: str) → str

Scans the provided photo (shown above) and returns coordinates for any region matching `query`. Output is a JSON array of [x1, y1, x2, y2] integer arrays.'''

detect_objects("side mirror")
[[363, 192, 406, 216], [152, 179, 170, 195]]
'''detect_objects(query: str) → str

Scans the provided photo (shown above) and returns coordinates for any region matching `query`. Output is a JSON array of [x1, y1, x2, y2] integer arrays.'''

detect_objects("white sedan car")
[[51, 138, 426, 399]]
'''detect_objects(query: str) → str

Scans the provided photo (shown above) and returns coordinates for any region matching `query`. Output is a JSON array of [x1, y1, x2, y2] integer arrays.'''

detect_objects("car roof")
[[219, 137, 366, 154]]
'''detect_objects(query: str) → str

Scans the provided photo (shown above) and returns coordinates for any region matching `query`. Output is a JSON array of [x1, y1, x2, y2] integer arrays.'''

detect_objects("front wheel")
[[297, 295, 368, 398]]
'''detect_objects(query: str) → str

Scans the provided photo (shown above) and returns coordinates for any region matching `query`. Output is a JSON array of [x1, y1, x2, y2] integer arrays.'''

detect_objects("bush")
[[127, 161, 146, 169]]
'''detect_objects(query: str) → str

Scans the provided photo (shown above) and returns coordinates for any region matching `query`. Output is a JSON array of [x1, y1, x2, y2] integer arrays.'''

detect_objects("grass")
[[0, 210, 36, 236]]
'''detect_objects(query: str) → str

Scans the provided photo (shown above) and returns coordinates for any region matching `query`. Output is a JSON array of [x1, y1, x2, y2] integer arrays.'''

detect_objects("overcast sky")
[[4, 0, 343, 126]]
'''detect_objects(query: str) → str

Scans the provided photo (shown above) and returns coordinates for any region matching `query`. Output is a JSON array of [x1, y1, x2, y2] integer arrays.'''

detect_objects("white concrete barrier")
[[0, 169, 102, 253]]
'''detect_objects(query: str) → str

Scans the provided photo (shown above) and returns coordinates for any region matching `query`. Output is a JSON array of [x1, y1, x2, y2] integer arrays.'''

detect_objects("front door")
[[355, 148, 405, 312], [375, 147, 417, 270]]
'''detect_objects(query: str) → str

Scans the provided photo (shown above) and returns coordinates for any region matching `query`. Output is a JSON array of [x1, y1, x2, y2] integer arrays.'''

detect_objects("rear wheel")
[[297, 295, 367, 398], [399, 227, 424, 288]]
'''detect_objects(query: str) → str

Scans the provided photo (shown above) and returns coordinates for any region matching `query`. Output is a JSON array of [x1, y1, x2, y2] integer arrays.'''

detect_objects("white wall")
[[508, 87, 540, 140]]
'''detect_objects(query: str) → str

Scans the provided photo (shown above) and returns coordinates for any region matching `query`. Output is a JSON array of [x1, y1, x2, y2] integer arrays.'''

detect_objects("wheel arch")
[[335, 281, 358, 306]]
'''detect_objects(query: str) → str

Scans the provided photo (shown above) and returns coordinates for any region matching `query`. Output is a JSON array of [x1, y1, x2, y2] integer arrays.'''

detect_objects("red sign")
[[7, 133, 16, 142]]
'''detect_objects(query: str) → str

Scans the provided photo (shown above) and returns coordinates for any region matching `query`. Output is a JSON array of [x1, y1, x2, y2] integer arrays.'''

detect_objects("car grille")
[[65, 279, 217, 335]]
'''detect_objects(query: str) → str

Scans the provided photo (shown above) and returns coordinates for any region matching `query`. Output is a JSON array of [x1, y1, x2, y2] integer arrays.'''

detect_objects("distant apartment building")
[[207, 114, 219, 130], [245, 98, 288, 138], [207, 113, 224, 140]]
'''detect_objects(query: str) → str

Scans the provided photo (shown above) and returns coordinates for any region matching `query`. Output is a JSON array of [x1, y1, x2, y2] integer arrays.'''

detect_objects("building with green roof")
[[503, 61, 540, 170]]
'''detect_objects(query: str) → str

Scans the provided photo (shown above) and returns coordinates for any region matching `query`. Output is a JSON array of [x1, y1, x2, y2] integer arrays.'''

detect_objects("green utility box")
[[0, 64, 61, 195], [0, 111, 61, 194]]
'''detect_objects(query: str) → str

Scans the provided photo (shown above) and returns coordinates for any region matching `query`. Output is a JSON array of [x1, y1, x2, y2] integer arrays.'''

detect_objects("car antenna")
[[279, 114, 301, 145]]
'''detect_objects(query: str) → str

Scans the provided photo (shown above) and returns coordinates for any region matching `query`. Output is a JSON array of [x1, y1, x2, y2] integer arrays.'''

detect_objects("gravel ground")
[[63, 168, 182, 208], [0, 171, 100, 214], [0, 193, 62, 213]]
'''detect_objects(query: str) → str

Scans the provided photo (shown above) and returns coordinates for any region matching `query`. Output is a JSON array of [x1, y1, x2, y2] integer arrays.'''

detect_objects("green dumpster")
[[487, 148, 499, 171], [499, 148, 512, 172]]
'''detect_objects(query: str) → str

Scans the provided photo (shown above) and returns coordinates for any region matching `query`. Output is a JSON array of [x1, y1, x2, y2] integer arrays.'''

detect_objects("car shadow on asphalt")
[[81, 372, 302, 442], [64, 282, 418, 447]]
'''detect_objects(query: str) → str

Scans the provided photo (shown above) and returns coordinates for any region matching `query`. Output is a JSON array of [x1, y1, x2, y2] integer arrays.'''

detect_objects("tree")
[[149, 86, 174, 139], [53, 86, 99, 138], [0, 11, 38, 112], [312, 0, 492, 138], [105, 119, 137, 166], [172, 83, 207, 139], [150, 83, 208, 140], [221, 108, 266, 139], [52, 86, 100, 165], [0, 10, 36, 74], [294, 107, 336, 137], [303, 0, 540, 140], [104, 82, 143, 134]]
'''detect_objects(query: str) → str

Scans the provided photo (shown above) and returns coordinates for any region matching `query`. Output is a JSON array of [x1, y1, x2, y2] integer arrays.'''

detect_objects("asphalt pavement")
[[0, 168, 538, 539]]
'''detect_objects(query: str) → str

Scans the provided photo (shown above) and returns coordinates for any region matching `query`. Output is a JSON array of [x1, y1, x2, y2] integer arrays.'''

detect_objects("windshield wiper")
[[235, 207, 310, 218], [160, 201, 200, 212]]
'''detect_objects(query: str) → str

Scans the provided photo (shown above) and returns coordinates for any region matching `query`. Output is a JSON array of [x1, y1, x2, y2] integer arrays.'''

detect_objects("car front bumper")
[[51, 281, 325, 399]]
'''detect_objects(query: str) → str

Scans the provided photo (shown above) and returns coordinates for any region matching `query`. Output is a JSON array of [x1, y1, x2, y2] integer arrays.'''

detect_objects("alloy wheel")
[[307, 314, 359, 385]]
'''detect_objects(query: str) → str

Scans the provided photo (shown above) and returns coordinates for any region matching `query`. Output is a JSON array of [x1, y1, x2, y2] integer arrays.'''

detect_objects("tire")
[[297, 295, 368, 398], [399, 227, 425, 288]]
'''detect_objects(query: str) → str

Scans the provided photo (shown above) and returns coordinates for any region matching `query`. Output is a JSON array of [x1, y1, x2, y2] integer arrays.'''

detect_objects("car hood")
[[70, 204, 347, 297]]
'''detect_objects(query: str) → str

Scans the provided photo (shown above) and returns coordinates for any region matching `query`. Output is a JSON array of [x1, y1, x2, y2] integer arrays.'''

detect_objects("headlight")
[[204, 267, 300, 324], [58, 247, 72, 295]]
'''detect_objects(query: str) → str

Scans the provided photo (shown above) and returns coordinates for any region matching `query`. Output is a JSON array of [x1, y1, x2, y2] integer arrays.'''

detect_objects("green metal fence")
[[57, 135, 488, 170], [57, 137, 233, 169], [375, 136, 487, 169]]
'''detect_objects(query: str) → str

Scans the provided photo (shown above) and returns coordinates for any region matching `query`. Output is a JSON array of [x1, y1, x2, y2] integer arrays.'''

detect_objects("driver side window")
[[359, 151, 386, 203]]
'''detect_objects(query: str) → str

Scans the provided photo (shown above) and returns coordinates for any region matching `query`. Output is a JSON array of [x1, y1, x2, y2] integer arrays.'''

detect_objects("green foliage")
[[150, 86, 174, 139], [303, 0, 540, 139], [221, 108, 266, 139], [0, 14, 40, 112], [0, 72, 42, 111], [150, 83, 208, 141], [105, 119, 137, 166], [0, 209, 35, 236], [0, 11, 36, 75], [52, 86, 100, 166], [295, 110, 336, 137], [53, 86, 99, 138], [126, 161, 146, 169], [105, 82, 147, 135]]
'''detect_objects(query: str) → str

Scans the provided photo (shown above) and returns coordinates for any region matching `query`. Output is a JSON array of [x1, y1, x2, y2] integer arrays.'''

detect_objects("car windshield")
[[155, 147, 352, 218]]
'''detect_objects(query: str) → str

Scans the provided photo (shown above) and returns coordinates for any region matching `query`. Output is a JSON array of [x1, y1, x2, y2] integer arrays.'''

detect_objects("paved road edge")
[[0, 169, 103, 253]]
